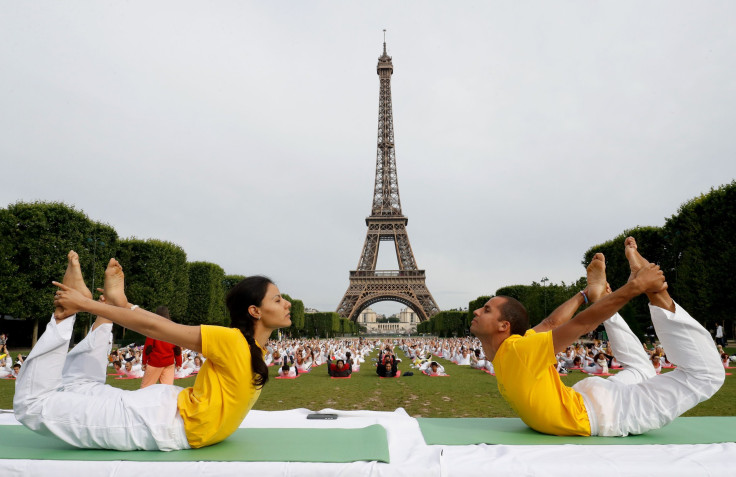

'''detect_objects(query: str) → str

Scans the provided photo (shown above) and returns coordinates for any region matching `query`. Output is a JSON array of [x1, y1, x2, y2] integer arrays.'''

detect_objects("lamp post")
[[87, 237, 106, 295], [541, 277, 549, 317], [85, 236, 106, 338]]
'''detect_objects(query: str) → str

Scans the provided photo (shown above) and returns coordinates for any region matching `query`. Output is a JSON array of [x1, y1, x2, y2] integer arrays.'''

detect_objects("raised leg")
[[604, 313, 655, 385], [648, 302, 724, 399], [13, 316, 76, 430], [625, 237, 674, 312], [62, 256, 121, 386], [15, 250, 86, 421], [61, 323, 113, 388]]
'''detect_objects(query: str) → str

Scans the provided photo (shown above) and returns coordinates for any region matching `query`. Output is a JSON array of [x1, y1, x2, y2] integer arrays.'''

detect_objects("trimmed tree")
[[0, 202, 118, 345], [186, 262, 227, 326], [116, 239, 189, 320], [223, 275, 247, 294]]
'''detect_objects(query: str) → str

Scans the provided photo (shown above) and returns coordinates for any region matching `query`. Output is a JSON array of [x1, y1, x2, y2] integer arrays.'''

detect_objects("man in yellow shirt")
[[471, 238, 724, 437]]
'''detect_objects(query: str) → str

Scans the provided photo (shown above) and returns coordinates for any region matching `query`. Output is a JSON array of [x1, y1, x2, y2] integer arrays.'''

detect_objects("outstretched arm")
[[550, 264, 665, 353], [533, 292, 587, 333], [535, 252, 607, 333], [53, 282, 203, 353]]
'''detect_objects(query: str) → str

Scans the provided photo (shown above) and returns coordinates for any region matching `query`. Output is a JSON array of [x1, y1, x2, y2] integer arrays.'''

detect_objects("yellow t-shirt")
[[493, 329, 590, 436], [177, 325, 263, 448]]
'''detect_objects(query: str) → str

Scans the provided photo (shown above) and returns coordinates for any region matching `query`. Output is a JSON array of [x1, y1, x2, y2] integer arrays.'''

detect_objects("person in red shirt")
[[141, 306, 182, 388], [327, 358, 351, 377]]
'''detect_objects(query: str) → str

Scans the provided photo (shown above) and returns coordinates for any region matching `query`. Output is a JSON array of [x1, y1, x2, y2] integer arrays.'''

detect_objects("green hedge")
[[0, 202, 118, 321], [186, 261, 227, 326], [664, 181, 736, 332], [304, 312, 342, 338], [281, 294, 302, 337], [116, 239, 189, 320], [290, 298, 305, 330], [223, 274, 247, 293]]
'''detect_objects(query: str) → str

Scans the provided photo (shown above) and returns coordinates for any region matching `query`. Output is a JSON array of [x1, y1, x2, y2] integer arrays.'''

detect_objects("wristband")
[[580, 291, 589, 304], [130, 305, 139, 311]]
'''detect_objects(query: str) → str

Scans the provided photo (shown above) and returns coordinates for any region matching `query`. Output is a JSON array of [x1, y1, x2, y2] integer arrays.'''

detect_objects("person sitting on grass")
[[421, 361, 446, 376], [123, 360, 144, 378], [278, 362, 298, 377], [14, 251, 291, 451], [470, 237, 724, 437], [650, 355, 663, 374], [377, 348, 399, 377], [582, 352, 609, 375], [110, 360, 124, 375], [327, 358, 351, 378]]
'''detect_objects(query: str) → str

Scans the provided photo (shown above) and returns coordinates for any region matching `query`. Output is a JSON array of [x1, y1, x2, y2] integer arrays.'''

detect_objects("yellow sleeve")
[[201, 326, 252, 373], [512, 330, 557, 373]]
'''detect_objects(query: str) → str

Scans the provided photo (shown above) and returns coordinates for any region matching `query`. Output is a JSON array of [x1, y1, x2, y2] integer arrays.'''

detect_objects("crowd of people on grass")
[[4, 330, 733, 384], [107, 343, 205, 381]]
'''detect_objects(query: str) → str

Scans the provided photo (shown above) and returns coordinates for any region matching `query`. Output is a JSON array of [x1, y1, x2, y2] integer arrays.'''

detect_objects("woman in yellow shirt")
[[14, 251, 291, 451]]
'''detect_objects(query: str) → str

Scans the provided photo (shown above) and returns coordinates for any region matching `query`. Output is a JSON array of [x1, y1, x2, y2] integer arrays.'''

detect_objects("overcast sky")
[[2, 2, 735, 315]]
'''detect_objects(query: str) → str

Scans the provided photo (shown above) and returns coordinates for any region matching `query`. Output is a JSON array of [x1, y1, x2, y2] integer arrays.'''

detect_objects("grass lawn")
[[0, 345, 734, 418]]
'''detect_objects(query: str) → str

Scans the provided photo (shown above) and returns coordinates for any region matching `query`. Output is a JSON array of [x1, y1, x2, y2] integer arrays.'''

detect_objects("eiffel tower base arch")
[[336, 270, 439, 322]]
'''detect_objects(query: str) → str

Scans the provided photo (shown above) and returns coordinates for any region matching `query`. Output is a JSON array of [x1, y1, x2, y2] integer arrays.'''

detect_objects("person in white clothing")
[[715, 323, 725, 347], [123, 360, 144, 378], [278, 363, 297, 377]]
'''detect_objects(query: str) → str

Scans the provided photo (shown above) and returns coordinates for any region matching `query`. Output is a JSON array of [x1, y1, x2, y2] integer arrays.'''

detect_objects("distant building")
[[357, 307, 417, 335]]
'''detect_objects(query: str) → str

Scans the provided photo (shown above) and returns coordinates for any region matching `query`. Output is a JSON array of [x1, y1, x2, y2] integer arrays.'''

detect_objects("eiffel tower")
[[336, 37, 440, 322]]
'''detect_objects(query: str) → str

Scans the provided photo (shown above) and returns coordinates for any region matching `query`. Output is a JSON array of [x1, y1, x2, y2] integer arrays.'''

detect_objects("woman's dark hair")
[[155, 306, 170, 319], [226, 275, 273, 388]]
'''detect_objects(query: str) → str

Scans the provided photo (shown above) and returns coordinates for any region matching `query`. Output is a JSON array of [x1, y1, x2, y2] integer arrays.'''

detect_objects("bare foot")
[[103, 258, 128, 307], [55, 251, 91, 319], [623, 236, 674, 312], [586, 253, 607, 303], [624, 237, 649, 283], [63, 251, 92, 299]]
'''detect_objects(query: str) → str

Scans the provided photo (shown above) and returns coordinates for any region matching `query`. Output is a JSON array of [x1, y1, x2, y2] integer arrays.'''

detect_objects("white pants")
[[13, 315, 190, 451], [573, 302, 725, 436]]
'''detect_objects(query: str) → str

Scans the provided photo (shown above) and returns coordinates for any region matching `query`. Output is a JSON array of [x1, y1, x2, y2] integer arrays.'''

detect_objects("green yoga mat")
[[418, 417, 736, 446], [0, 425, 390, 463]]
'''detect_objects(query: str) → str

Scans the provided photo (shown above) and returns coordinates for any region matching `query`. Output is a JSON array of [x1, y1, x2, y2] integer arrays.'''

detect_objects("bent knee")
[[13, 403, 40, 431], [694, 367, 725, 400], [709, 367, 726, 393]]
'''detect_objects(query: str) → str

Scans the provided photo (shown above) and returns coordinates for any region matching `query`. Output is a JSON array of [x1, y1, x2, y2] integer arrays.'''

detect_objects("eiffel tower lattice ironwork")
[[336, 38, 440, 323]]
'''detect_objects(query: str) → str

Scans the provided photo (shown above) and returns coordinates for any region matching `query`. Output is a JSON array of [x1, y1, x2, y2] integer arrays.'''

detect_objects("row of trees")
[[416, 311, 466, 337], [283, 309, 358, 338], [0, 202, 312, 346], [418, 181, 735, 340]]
